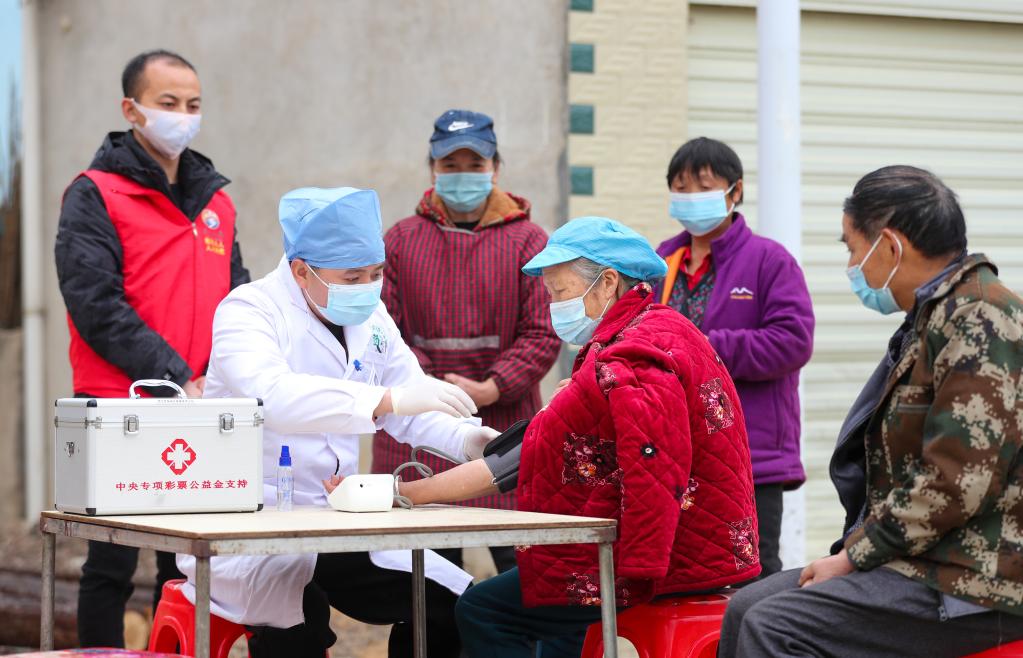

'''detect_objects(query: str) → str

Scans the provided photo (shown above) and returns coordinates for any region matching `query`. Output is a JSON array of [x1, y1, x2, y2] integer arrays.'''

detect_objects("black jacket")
[[54, 131, 250, 391]]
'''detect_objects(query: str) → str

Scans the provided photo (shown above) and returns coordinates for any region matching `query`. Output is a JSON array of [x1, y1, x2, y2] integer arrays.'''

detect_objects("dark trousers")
[[436, 545, 518, 575], [248, 552, 461, 658], [753, 483, 783, 577], [719, 567, 1023, 658], [77, 541, 184, 647], [456, 567, 605, 658]]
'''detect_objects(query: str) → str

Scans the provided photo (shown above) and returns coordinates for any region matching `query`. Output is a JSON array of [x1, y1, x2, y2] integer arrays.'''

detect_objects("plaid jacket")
[[844, 255, 1023, 615], [371, 188, 561, 508]]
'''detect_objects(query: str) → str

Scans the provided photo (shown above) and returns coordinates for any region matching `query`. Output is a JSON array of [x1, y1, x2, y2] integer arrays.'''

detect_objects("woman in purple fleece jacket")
[[656, 137, 815, 575]]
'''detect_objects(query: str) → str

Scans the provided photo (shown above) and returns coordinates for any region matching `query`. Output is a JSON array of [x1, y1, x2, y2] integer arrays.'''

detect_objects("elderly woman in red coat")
[[328, 216, 760, 657]]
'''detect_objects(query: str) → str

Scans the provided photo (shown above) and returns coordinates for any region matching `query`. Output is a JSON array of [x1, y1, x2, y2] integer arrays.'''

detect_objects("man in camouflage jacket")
[[719, 166, 1023, 658], [844, 252, 1023, 613]]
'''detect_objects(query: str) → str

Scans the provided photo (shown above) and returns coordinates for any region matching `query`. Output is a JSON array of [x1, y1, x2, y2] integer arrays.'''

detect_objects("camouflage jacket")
[[844, 254, 1023, 615]]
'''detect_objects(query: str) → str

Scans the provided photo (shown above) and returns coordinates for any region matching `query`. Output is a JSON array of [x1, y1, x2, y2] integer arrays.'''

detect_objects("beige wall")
[[33, 0, 568, 436], [568, 0, 687, 245]]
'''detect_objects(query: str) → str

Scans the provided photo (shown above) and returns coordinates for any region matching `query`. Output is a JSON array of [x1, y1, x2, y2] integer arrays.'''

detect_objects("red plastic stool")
[[967, 641, 1023, 657], [148, 579, 250, 658], [580, 593, 731, 658]]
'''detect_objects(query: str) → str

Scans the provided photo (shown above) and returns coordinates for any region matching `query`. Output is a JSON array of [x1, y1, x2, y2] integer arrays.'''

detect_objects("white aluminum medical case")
[[54, 396, 264, 515]]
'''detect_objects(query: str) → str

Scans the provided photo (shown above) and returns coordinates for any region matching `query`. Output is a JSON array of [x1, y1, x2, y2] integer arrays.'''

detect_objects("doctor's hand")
[[390, 377, 478, 418], [463, 425, 501, 461], [443, 374, 501, 408]]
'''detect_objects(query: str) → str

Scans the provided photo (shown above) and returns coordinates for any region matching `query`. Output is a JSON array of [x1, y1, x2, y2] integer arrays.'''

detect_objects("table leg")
[[412, 548, 427, 658], [195, 554, 211, 658], [40, 531, 55, 650], [598, 541, 618, 658]]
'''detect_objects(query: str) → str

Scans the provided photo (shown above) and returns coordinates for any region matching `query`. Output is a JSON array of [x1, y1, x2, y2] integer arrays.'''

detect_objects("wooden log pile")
[[0, 566, 155, 649]]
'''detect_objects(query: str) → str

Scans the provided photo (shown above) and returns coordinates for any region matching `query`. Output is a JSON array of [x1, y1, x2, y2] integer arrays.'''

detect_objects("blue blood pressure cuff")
[[482, 420, 528, 494]]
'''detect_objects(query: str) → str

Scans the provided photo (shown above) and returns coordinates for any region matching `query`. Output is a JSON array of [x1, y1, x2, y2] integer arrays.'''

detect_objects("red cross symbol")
[[162, 439, 197, 475]]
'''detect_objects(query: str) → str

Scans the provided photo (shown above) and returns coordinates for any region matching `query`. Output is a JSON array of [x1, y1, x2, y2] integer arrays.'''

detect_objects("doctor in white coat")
[[178, 186, 500, 658]]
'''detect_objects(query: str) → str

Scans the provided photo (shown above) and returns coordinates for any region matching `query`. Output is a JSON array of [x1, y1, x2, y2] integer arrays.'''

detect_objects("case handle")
[[129, 379, 188, 400]]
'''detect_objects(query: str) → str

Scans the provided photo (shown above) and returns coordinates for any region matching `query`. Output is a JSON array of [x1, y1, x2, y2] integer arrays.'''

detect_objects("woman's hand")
[[322, 475, 344, 494], [183, 376, 206, 398], [798, 549, 855, 587], [444, 374, 501, 408], [550, 378, 571, 401]]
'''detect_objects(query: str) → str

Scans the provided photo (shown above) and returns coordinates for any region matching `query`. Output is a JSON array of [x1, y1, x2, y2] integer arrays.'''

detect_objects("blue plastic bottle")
[[277, 445, 293, 511]]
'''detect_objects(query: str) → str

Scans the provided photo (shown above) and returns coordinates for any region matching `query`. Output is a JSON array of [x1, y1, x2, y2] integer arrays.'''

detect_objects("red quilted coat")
[[516, 284, 760, 608]]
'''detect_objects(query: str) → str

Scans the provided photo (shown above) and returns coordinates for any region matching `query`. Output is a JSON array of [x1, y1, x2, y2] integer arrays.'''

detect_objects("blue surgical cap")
[[279, 187, 386, 269], [522, 216, 668, 281]]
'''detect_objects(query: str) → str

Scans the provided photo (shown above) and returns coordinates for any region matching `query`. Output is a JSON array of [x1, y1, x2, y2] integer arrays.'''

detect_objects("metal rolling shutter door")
[[688, 4, 1023, 560]]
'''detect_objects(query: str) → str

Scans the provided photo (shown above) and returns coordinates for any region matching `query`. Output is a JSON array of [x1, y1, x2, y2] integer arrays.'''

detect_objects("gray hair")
[[569, 258, 640, 291]]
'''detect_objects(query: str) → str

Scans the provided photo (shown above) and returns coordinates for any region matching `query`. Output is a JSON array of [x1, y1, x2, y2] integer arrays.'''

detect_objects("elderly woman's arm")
[[399, 459, 498, 504]]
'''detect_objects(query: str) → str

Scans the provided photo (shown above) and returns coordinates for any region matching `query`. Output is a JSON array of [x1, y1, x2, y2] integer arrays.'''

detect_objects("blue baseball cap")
[[523, 217, 668, 282], [430, 109, 497, 160], [279, 187, 385, 269]]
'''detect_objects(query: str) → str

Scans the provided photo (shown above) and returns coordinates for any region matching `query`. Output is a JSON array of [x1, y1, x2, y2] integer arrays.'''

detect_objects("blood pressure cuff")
[[481, 419, 528, 494], [483, 443, 521, 494]]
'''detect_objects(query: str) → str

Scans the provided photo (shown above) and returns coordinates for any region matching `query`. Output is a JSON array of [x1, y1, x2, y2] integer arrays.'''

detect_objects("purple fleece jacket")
[[656, 214, 814, 486]]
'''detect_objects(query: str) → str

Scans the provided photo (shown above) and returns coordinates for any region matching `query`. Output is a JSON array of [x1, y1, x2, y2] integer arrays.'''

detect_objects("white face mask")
[[131, 99, 201, 160]]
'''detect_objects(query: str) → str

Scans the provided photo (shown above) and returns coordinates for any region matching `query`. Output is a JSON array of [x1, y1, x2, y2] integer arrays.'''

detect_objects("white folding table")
[[39, 506, 619, 657]]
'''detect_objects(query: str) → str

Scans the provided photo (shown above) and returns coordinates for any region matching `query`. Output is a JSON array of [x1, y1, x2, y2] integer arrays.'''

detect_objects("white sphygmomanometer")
[[327, 474, 399, 512]]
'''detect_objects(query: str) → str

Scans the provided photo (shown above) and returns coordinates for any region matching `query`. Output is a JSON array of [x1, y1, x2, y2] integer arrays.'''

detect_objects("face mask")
[[131, 99, 201, 160], [434, 172, 493, 213], [306, 268, 383, 326], [549, 274, 613, 345], [668, 183, 736, 236], [846, 232, 903, 315]]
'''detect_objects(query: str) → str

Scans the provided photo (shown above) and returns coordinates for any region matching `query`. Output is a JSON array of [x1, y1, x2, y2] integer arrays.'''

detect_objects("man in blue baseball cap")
[[177, 186, 501, 657], [372, 109, 560, 575]]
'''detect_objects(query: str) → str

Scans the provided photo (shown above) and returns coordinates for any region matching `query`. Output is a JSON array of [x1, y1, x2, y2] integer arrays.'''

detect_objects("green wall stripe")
[[570, 166, 594, 196], [570, 43, 595, 73], [570, 104, 595, 134]]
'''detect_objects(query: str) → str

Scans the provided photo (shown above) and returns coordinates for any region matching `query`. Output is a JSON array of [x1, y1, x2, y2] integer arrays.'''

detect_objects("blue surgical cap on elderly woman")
[[522, 216, 668, 281], [279, 187, 385, 269]]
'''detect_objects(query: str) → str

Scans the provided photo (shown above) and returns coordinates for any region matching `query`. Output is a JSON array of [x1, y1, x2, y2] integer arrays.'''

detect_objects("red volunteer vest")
[[66, 170, 236, 397]]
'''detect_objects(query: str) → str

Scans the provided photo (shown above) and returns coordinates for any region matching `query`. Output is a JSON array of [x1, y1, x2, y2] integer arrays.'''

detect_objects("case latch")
[[123, 414, 140, 435], [219, 413, 235, 433]]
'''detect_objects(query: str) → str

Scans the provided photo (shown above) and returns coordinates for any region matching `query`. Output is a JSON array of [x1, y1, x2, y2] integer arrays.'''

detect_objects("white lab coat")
[[177, 257, 475, 627]]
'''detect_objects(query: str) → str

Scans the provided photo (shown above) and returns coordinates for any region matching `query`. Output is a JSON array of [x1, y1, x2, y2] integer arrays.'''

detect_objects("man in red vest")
[[54, 49, 249, 648]]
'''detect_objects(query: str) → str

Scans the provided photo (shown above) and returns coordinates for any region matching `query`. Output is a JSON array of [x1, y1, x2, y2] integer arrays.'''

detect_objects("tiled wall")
[[567, 0, 689, 246]]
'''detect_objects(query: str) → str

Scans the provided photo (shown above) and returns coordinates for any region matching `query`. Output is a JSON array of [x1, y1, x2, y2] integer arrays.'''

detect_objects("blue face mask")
[[846, 232, 903, 315], [435, 172, 493, 213], [669, 183, 736, 236], [307, 268, 383, 326], [549, 274, 613, 345]]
